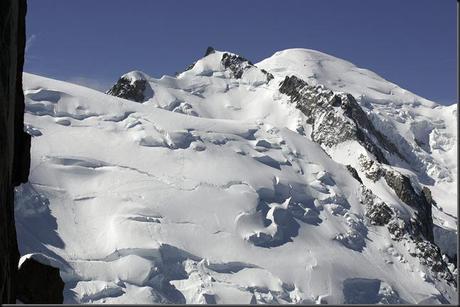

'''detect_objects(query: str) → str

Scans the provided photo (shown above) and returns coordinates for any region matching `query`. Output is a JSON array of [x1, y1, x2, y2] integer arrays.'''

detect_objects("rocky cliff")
[[0, 0, 29, 303]]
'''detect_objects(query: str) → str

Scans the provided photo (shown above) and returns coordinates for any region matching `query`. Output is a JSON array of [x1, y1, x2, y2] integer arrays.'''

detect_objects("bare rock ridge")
[[357, 155, 436, 243], [279, 75, 404, 164]]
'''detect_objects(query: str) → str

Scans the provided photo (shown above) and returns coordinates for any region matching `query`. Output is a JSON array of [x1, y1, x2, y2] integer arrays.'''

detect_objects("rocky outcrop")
[[221, 53, 273, 83], [204, 46, 215, 56], [346, 165, 363, 184], [361, 188, 392, 226], [410, 241, 456, 285], [341, 94, 405, 163], [0, 0, 29, 303], [107, 77, 148, 102], [421, 186, 436, 206], [357, 155, 385, 181], [221, 53, 253, 79], [16, 256, 64, 304], [279, 76, 404, 164], [360, 188, 455, 285], [357, 154, 434, 243], [383, 171, 434, 242], [387, 218, 407, 240]]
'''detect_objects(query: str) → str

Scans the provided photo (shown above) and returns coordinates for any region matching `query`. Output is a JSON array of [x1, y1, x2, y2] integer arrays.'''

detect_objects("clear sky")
[[25, 0, 457, 105]]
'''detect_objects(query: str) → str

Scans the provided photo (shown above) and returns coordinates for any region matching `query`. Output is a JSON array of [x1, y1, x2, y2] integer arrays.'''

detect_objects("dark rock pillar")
[[0, 0, 29, 303], [16, 256, 65, 303]]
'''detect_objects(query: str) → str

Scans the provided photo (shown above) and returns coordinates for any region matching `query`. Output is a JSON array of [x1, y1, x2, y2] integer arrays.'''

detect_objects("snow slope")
[[257, 49, 457, 217], [15, 48, 457, 304]]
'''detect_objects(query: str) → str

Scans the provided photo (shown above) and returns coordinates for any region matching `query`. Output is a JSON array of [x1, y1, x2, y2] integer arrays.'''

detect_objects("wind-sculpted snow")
[[15, 48, 457, 304]]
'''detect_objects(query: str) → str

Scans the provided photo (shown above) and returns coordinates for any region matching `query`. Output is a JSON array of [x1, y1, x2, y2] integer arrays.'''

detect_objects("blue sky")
[[25, 0, 457, 105]]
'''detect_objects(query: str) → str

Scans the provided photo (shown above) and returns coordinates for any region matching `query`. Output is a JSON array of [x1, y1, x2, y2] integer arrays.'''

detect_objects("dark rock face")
[[359, 154, 435, 243], [346, 165, 363, 184], [383, 171, 434, 242], [358, 155, 385, 182], [366, 205, 393, 226], [204, 46, 215, 56], [341, 94, 406, 163], [387, 218, 407, 240], [16, 257, 64, 304], [361, 188, 454, 284], [279, 75, 405, 165], [278, 75, 307, 103], [221, 53, 253, 79], [421, 186, 436, 206], [411, 241, 456, 285], [0, 0, 29, 303], [388, 217, 455, 285], [107, 77, 148, 102], [280, 77, 358, 148], [361, 188, 392, 226], [362, 169, 453, 284]]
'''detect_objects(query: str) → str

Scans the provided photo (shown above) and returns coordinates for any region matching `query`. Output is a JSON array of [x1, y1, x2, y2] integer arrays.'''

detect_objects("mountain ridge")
[[17, 47, 458, 304]]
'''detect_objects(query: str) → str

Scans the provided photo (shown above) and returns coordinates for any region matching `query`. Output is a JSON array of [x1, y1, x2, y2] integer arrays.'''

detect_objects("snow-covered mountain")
[[16, 47, 457, 304]]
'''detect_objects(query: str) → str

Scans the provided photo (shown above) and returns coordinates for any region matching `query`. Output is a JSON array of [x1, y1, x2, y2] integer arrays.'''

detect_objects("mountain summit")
[[17, 47, 457, 304]]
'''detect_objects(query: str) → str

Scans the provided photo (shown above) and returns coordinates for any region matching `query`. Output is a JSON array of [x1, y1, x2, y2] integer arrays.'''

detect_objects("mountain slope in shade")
[[16, 48, 457, 304]]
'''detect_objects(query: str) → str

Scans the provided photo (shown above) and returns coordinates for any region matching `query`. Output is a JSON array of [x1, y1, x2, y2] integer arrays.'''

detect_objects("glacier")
[[15, 47, 457, 304]]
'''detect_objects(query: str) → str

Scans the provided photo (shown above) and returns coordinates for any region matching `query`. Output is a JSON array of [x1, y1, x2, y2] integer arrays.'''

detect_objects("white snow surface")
[[16, 48, 457, 304]]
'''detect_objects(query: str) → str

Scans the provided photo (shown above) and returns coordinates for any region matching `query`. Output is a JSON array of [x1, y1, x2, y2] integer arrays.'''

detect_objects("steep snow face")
[[16, 47, 457, 304]]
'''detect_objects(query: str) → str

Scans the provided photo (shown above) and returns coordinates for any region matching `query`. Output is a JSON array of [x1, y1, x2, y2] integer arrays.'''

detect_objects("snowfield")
[[15, 48, 457, 304]]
